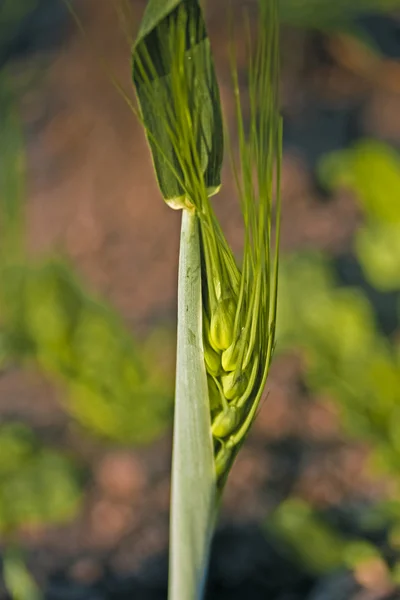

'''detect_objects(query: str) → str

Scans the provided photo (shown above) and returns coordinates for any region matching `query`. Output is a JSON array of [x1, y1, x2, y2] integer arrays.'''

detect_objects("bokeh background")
[[1, 1, 400, 598]]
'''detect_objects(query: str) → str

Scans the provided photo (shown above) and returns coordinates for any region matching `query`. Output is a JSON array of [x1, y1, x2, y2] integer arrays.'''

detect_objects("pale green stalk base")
[[169, 209, 217, 600]]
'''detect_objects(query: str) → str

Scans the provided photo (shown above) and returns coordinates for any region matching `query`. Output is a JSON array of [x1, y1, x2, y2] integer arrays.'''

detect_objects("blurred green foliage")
[[0, 259, 174, 444], [278, 252, 400, 473], [272, 137, 400, 582], [0, 423, 81, 532], [0, 70, 174, 446], [0, 23, 176, 583], [268, 499, 387, 576], [319, 140, 400, 291], [3, 546, 42, 600], [356, 223, 400, 292], [318, 140, 400, 223], [269, 499, 348, 574], [279, 0, 400, 28], [0, 66, 175, 589], [0, 420, 79, 596]]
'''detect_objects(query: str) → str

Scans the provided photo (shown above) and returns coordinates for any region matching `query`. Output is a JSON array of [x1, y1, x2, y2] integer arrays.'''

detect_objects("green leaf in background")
[[278, 0, 400, 29], [355, 223, 400, 291], [23, 260, 83, 373], [318, 140, 400, 224], [268, 499, 347, 574], [276, 250, 400, 483], [0, 423, 37, 477], [0, 424, 82, 532], [3, 546, 42, 600], [278, 254, 380, 403], [0, 69, 174, 448], [0, 258, 174, 445], [1, 451, 81, 529], [132, 0, 223, 207], [318, 140, 400, 290], [268, 499, 387, 576]]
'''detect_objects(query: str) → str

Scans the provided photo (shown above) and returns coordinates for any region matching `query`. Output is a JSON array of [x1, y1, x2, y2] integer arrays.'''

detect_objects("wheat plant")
[[131, 0, 282, 597]]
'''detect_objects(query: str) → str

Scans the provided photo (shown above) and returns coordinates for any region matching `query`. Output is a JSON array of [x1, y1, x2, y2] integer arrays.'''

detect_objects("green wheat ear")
[[208, 0, 282, 486], [131, 0, 281, 488]]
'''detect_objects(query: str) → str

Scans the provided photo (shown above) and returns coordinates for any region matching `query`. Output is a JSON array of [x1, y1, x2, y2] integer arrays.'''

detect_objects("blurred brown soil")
[[1, 0, 399, 586]]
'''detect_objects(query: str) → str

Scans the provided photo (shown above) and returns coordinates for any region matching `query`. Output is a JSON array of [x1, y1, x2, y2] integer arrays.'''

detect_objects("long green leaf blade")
[[169, 209, 216, 600]]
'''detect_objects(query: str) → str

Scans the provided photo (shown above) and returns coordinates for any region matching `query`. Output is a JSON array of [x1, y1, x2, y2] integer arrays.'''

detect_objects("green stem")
[[169, 209, 217, 600]]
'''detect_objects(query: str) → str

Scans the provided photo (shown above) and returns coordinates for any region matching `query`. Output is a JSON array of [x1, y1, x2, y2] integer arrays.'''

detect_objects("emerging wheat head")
[[131, 0, 282, 487]]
